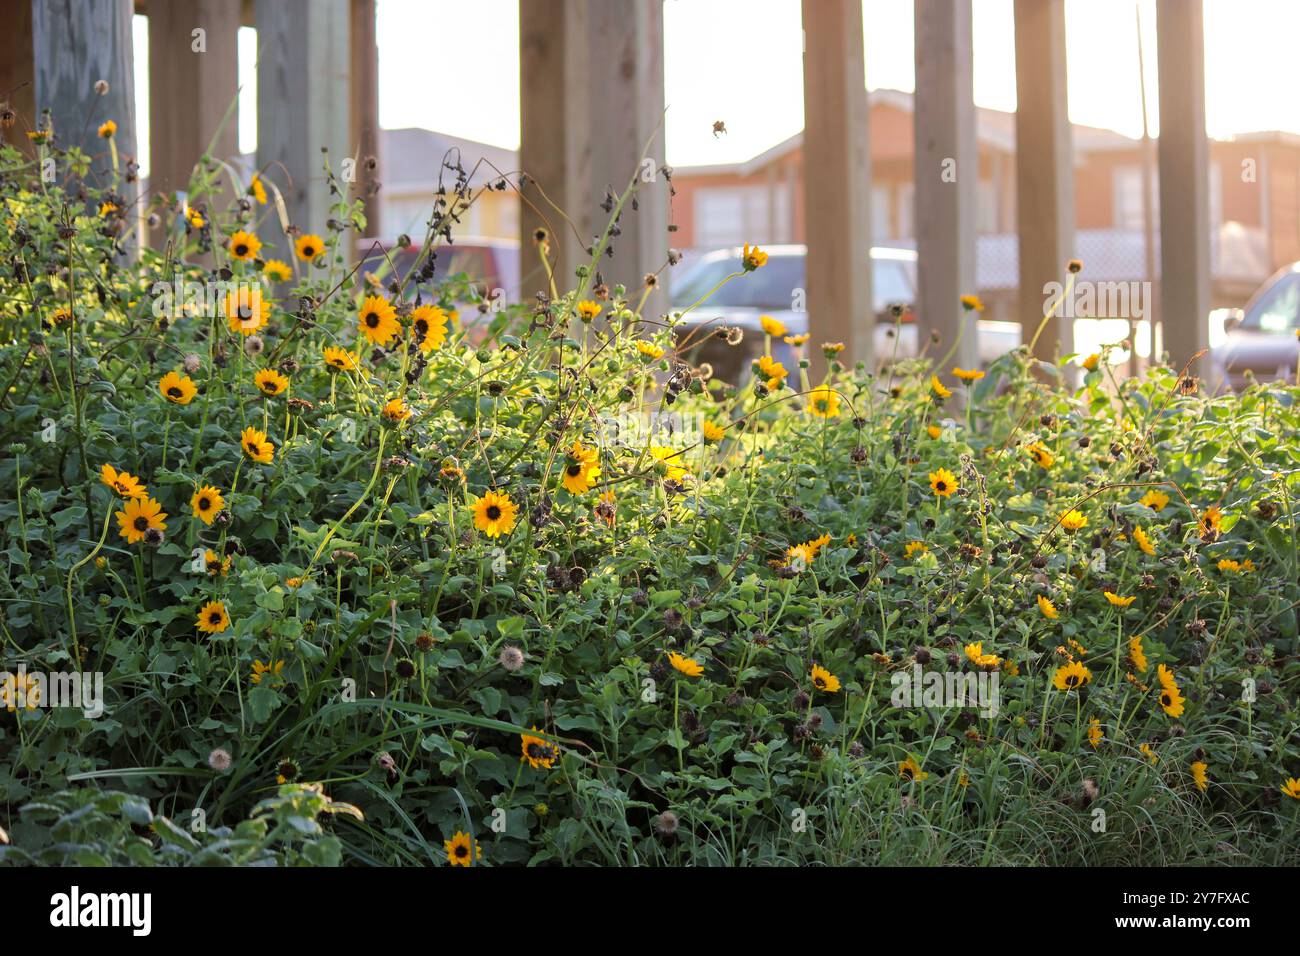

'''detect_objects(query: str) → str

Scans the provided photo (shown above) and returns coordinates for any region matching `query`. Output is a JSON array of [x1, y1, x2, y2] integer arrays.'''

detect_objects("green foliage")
[[0, 129, 1296, 867]]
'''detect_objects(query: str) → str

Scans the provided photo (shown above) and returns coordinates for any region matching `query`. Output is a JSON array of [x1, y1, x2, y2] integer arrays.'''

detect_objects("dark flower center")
[[303, 245, 316, 257], [936, 481, 947, 492], [234, 244, 248, 256], [455, 844, 468, 858], [199, 497, 211, 510], [1161, 693, 1171, 706], [209, 611, 222, 623], [134, 516, 149, 531], [365, 313, 379, 328], [486, 505, 502, 521], [566, 464, 582, 477], [238, 306, 253, 320], [168, 387, 183, 398], [1065, 675, 1079, 687]]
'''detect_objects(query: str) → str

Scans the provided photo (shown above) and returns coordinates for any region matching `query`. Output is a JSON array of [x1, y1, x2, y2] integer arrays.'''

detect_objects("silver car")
[[668, 244, 1017, 382], [1210, 262, 1300, 391]]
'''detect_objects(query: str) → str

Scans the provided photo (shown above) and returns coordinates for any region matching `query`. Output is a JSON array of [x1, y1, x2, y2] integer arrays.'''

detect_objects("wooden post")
[[914, 0, 978, 373], [1013, 0, 1075, 362], [1156, 0, 1210, 374], [519, 0, 668, 314], [147, 0, 241, 234], [0, 1, 37, 157], [4, 1, 139, 168], [349, 0, 380, 244], [254, 0, 350, 236], [520, 0, 582, 287], [802, 0, 873, 375]]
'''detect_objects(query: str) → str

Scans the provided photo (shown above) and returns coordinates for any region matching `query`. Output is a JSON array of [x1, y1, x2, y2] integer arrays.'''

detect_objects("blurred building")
[[670, 89, 1299, 321], [377, 127, 520, 242]]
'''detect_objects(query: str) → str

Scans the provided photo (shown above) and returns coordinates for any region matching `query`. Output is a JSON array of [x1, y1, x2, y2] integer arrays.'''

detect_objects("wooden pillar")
[[520, 0, 583, 284], [147, 0, 241, 200], [349, 0, 380, 242], [1013, 0, 1075, 361], [0, 1, 36, 157], [914, 0, 978, 372], [1156, 0, 1210, 373], [802, 0, 873, 374], [519, 0, 668, 314], [255, 0, 350, 235], [0, 0, 138, 165]]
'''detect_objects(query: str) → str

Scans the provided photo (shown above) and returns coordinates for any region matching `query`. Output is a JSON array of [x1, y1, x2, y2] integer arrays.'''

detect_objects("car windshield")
[[670, 253, 913, 312], [671, 255, 806, 310], [1242, 272, 1300, 333]]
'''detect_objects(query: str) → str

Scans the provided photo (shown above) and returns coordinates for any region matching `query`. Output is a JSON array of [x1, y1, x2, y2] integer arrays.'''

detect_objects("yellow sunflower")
[[1281, 778, 1300, 800], [1088, 718, 1104, 748], [649, 446, 690, 484], [959, 294, 984, 313], [472, 490, 518, 538], [702, 420, 725, 443], [1128, 635, 1149, 673], [228, 230, 262, 261], [358, 295, 400, 345], [100, 464, 146, 500], [240, 426, 275, 464], [520, 728, 558, 769], [811, 663, 841, 693], [929, 467, 958, 498], [1052, 660, 1092, 691], [444, 830, 482, 867], [629, 340, 664, 362], [97, 119, 117, 139], [757, 354, 787, 389], [1037, 594, 1059, 620], [1133, 526, 1156, 556], [410, 304, 449, 352], [263, 259, 291, 282], [930, 375, 952, 399], [1139, 489, 1170, 511], [381, 397, 411, 422], [323, 345, 358, 372], [952, 366, 985, 382], [224, 285, 268, 335], [667, 651, 704, 678], [576, 300, 602, 322], [159, 371, 197, 405], [190, 485, 224, 525], [251, 659, 285, 685], [560, 440, 600, 494], [1059, 509, 1087, 532], [899, 756, 929, 781], [904, 541, 927, 558], [741, 243, 768, 271], [1104, 591, 1136, 608], [1190, 761, 1209, 792], [295, 233, 325, 261], [249, 174, 268, 205], [254, 368, 289, 397], [115, 497, 167, 544], [196, 600, 230, 634], [760, 315, 786, 337], [807, 385, 840, 418], [1199, 506, 1223, 537], [1026, 442, 1055, 469]]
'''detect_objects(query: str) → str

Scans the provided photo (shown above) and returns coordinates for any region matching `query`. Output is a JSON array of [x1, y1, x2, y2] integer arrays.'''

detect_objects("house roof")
[[674, 87, 1141, 176], [381, 128, 518, 190]]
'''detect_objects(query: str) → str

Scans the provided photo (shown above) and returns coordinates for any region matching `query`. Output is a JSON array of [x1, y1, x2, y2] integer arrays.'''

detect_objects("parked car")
[[355, 235, 521, 306], [668, 244, 1018, 383], [1208, 262, 1300, 391]]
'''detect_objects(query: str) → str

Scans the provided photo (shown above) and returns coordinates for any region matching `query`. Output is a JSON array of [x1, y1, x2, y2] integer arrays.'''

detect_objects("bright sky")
[[133, 0, 1300, 176]]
